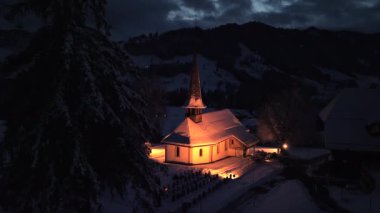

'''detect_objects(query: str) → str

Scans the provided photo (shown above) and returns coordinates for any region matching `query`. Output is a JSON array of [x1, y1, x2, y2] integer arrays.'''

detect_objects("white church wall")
[[212, 140, 229, 161], [190, 145, 211, 164], [165, 144, 190, 164]]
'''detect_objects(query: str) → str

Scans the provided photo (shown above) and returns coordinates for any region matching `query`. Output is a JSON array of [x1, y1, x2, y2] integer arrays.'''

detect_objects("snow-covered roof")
[[162, 109, 258, 147], [320, 88, 380, 151]]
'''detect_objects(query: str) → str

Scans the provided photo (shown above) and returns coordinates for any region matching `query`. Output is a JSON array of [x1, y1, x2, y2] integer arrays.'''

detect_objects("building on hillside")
[[320, 88, 380, 152], [162, 54, 258, 164]]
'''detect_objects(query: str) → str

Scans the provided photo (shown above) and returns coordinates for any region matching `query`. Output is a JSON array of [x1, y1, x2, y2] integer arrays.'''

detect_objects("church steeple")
[[184, 54, 206, 123]]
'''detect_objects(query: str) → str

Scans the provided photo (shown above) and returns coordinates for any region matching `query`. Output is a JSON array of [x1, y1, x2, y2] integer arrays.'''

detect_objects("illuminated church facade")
[[162, 55, 258, 164]]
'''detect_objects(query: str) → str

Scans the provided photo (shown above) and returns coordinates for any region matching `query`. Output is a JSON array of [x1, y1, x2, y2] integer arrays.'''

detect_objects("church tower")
[[184, 54, 206, 123]]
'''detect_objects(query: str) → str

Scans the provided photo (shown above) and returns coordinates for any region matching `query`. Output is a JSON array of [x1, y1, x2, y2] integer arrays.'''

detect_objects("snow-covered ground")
[[355, 74, 379, 88], [240, 180, 319, 213], [149, 142, 283, 213], [101, 187, 135, 213], [189, 162, 283, 212], [150, 145, 256, 179], [329, 172, 380, 213], [318, 67, 353, 82]]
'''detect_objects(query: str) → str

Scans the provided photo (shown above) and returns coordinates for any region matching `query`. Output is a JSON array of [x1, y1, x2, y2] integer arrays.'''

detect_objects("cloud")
[[106, 0, 380, 39], [2, 0, 379, 39], [261, 0, 380, 31]]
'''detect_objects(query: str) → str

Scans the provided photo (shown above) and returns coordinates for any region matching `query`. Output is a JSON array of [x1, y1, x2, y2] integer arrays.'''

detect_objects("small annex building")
[[162, 55, 258, 164]]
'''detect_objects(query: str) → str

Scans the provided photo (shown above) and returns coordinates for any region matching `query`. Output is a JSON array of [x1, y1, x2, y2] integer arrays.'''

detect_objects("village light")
[[282, 143, 288, 150]]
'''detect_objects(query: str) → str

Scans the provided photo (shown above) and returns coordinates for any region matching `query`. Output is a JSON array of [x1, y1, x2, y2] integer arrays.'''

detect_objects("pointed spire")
[[184, 53, 206, 109], [184, 53, 206, 123]]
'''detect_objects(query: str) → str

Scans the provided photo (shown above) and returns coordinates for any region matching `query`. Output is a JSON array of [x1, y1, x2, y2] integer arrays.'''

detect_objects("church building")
[[162, 55, 258, 164]]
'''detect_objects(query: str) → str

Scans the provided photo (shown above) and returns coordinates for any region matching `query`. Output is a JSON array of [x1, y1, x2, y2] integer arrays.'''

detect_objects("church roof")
[[162, 109, 258, 147], [184, 54, 206, 109]]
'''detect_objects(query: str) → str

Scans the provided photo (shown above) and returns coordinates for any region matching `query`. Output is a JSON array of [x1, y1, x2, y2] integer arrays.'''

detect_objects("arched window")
[[225, 141, 228, 150], [176, 146, 180, 157], [199, 149, 203, 157]]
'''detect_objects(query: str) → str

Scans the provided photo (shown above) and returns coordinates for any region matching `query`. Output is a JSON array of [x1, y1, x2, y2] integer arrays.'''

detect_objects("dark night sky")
[[1, 0, 380, 40], [106, 0, 380, 39]]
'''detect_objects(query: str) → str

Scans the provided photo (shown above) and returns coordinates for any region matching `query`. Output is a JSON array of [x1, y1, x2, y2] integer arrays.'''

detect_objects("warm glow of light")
[[218, 173, 239, 179], [148, 145, 165, 163], [203, 169, 239, 179], [282, 143, 288, 150], [150, 148, 165, 156]]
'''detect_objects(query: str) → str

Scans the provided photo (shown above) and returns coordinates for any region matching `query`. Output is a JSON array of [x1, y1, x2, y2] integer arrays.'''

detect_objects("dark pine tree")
[[257, 88, 318, 146], [0, 0, 162, 212]]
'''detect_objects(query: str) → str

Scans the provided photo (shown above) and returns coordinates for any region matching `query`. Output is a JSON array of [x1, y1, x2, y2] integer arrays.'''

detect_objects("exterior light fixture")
[[282, 143, 288, 150]]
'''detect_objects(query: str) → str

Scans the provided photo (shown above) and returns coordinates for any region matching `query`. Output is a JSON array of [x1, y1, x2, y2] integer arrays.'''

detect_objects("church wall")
[[190, 145, 211, 164], [165, 144, 190, 164], [227, 137, 245, 156], [211, 140, 229, 161], [164, 137, 254, 164]]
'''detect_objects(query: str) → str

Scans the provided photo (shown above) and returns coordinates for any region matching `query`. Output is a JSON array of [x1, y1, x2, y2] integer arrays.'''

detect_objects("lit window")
[[225, 141, 227, 150], [176, 146, 180, 157], [199, 149, 203, 157], [217, 143, 220, 154]]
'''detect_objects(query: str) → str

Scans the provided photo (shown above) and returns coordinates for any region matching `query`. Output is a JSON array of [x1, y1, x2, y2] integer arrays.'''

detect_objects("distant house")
[[162, 55, 258, 164], [320, 88, 380, 152]]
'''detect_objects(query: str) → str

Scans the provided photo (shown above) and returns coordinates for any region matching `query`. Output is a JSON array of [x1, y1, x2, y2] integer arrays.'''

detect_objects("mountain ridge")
[[122, 21, 380, 108]]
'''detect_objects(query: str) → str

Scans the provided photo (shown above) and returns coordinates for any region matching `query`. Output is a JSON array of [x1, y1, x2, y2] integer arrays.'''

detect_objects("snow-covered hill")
[[124, 22, 380, 107], [128, 48, 380, 106], [235, 43, 275, 80], [130, 54, 240, 92]]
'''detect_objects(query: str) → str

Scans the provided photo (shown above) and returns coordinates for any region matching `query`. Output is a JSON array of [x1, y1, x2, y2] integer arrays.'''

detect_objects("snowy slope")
[[130, 54, 240, 92], [241, 180, 319, 213], [319, 67, 353, 82], [329, 171, 380, 213], [355, 74, 380, 88], [235, 43, 274, 79]]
